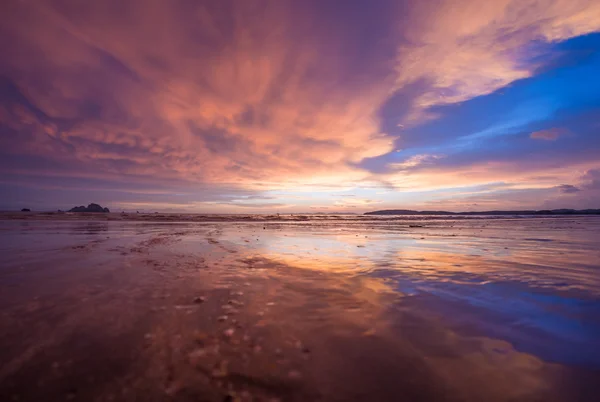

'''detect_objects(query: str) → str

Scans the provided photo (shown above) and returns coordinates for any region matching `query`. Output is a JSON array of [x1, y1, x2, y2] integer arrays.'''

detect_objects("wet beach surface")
[[1, 215, 599, 401]]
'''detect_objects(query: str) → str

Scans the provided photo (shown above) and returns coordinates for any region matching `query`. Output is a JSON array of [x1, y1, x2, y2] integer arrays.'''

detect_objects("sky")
[[1, 0, 600, 213]]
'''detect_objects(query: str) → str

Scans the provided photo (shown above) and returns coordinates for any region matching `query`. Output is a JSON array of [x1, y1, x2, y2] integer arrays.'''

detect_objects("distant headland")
[[68, 203, 110, 213], [364, 209, 600, 215]]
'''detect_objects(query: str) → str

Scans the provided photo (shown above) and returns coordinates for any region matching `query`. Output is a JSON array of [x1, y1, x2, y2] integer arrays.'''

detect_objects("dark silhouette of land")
[[68, 203, 110, 213], [365, 208, 600, 215]]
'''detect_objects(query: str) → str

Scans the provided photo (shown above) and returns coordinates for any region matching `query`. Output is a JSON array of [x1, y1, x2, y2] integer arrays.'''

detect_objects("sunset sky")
[[1, 0, 600, 213]]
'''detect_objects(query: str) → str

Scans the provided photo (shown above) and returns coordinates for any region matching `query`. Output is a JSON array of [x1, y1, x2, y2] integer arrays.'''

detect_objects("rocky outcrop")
[[68, 203, 110, 213], [21, 208, 31, 212]]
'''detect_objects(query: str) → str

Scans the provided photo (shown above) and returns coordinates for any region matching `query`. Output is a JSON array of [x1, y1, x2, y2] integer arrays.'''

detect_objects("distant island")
[[364, 209, 600, 215], [68, 203, 110, 213]]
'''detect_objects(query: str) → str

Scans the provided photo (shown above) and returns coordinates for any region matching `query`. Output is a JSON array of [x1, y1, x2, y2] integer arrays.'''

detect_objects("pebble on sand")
[[193, 296, 206, 304], [222, 305, 239, 314]]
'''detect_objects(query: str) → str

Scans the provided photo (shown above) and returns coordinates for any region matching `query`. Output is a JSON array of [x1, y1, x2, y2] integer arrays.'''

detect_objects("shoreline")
[[4, 211, 600, 224]]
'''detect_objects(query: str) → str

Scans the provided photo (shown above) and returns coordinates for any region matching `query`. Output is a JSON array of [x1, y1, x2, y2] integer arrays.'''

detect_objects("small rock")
[[193, 296, 206, 304], [217, 315, 228, 322], [222, 305, 239, 314], [223, 328, 235, 338]]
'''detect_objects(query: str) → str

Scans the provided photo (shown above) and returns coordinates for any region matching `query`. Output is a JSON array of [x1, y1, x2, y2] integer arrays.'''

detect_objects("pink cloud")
[[394, 0, 600, 123], [530, 128, 566, 141], [0, 0, 395, 190]]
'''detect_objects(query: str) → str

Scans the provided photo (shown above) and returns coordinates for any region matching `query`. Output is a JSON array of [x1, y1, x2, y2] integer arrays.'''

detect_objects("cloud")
[[333, 198, 383, 208], [0, 0, 396, 192], [381, 157, 600, 193], [421, 189, 549, 211], [530, 128, 566, 140], [581, 169, 600, 189], [236, 195, 276, 201], [1, 0, 600, 211], [395, 0, 600, 122], [555, 184, 581, 193], [220, 202, 291, 209], [416, 183, 595, 211], [389, 154, 444, 170]]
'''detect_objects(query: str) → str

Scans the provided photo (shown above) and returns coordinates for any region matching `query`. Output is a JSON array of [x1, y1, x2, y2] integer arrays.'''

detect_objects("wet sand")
[[1, 216, 599, 401]]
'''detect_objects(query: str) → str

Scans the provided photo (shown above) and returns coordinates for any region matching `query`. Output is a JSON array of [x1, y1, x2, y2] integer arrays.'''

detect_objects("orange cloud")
[[0, 0, 394, 190], [382, 160, 600, 193], [395, 0, 600, 123]]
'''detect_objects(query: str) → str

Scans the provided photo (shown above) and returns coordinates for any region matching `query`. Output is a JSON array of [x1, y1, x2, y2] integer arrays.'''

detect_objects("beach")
[[1, 214, 599, 401]]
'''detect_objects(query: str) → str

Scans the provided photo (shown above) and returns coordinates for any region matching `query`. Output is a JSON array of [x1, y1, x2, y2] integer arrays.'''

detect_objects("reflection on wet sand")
[[0, 217, 599, 401]]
